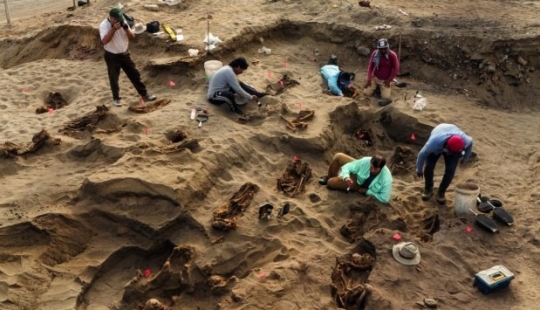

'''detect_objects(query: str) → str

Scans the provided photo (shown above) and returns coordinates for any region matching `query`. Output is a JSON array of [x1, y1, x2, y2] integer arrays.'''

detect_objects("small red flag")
[[143, 269, 151, 277], [284, 62, 288, 68], [410, 133, 416, 140], [392, 233, 402, 241], [169, 80, 176, 87], [279, 80, 284, 88], [293, 155, 298, 161], [466, 226, 473, 233], [140, 98, 145, 106], [298, 103, 302, 110], [23, 87, 28, 93], [48, 108, 54, 115], [145, 128, 149, 135], [268, 71, 273, 78]]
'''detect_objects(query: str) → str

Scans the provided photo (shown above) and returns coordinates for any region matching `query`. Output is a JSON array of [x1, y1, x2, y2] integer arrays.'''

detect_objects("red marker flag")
[[23, 87, 28, 93], [392, 233, 402, 241], [466, 226, 473, 233], [145, 128, 149, 135], [284, 62, 288, 68], [410, 133, 416, 140], [48, 108, 54, 115], [298, 103, 302, 110], [293, 155, 298, 161], [140, 98, 145, 106], [143, 269, 151, 277], [169, 80, 176, 87], [268, 71, 273, 78]]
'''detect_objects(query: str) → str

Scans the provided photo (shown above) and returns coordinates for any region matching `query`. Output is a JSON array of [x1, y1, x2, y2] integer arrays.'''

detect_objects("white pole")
[[4, 0, 11, 26]]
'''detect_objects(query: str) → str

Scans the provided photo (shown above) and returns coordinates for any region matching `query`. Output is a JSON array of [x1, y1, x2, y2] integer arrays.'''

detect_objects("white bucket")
[[454, 183, 480, 216], [204, 60, 223, 81]]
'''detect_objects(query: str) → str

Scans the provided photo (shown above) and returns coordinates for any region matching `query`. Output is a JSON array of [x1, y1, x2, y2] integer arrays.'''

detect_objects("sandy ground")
[[1, 0, 540, 309], [0, 0, 72, 22]]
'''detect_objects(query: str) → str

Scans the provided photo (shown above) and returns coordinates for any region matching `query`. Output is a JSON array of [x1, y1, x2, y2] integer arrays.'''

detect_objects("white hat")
[[134, 23, 146, 35], [392, 242, 421, 265]]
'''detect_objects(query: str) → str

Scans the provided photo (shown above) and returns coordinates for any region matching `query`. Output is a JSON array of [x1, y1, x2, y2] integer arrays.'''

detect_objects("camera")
[[121, 21, 129, 29]]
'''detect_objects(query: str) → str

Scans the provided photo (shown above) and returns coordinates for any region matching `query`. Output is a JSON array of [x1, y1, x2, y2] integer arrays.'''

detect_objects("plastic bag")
[[204, 32, 222, 51], [412, 93, 427, 111]]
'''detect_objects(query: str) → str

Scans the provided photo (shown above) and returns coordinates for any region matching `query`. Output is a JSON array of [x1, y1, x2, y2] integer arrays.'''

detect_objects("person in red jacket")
[[364, 38, 400, 100]]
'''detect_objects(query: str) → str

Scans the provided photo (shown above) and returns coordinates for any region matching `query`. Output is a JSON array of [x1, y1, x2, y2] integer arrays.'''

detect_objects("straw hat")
[[392, 242, 421, 265], [133, 23, 147, 34]]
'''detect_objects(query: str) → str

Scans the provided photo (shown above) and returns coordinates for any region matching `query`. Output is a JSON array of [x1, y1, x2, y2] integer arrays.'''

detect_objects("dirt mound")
[[67, 139, 124, 163], [33, 214, 93, 266], [0, 25, 100, 69], [77, 177, 178, 202]]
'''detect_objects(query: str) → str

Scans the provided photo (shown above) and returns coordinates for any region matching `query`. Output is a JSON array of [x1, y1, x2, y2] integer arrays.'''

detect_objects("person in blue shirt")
[[319, 153, 393, 204], [416, 124, 474, 205], [320, 55, 355, 97]]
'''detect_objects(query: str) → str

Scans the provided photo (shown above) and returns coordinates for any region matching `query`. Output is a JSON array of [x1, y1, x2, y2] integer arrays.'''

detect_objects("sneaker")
[[421, 188, 433, 201], [113, 99, 122, 107], [143, 94, 157, 101], [318, 176, 328, 185]]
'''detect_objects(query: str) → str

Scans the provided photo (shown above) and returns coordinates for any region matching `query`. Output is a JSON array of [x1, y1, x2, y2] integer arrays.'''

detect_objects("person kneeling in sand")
[[207, 57, 268, 115], [363, 38, 399, 100], [319, 153, 393, 204]]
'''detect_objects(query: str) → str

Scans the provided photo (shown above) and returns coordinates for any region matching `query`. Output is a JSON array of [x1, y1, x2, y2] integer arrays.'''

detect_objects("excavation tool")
[[469, 209, 498, 233], [476, 197, 514, 226]]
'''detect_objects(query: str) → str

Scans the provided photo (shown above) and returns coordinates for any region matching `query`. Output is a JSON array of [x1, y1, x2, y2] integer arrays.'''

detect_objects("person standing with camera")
[[99, 8, 156, 107]]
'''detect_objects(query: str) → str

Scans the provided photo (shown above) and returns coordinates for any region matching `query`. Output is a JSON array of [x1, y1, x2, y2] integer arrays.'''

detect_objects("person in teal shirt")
[[319, 153, 393, 204]]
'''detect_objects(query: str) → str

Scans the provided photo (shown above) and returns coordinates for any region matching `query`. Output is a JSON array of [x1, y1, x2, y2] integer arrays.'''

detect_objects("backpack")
[[122, 13, 135, 28], [146, 21, 160, 33]]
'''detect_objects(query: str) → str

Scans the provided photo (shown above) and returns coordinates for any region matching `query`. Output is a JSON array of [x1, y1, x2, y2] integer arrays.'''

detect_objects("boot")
[[421, 187, 433, 201], [436, 190, 446, 205]]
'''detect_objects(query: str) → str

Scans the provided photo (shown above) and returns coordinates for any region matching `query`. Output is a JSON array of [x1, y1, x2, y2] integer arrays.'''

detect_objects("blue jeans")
[[424, 152, 461, 194]]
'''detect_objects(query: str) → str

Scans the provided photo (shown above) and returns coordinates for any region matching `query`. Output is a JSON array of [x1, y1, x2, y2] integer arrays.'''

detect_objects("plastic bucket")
[[204, 60, 223, 81], [454, 183, 480, 216]]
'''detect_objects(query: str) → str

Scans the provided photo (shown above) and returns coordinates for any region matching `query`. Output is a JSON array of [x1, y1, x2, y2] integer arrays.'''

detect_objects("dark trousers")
[[208, 82, 263, 112], [424, 152, 461, 194], [104, 51, 147, 100]]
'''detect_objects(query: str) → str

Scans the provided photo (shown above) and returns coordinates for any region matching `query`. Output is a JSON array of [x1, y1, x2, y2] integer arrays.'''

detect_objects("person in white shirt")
[[99, 8, 156, 107]]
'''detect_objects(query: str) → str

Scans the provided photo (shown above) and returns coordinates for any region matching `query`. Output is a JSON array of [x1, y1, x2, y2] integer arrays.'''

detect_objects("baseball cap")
[[377, 38, 389, 49], [109, 8, 125, 23], [446, 135, 465, 153]]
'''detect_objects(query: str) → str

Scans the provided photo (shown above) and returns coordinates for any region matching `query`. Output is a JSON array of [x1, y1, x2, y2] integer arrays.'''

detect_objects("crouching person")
[[320, 55, 357, 97], [319, 153, 393, 204]]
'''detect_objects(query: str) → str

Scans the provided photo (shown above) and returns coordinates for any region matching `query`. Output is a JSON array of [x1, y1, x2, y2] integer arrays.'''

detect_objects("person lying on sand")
[[319, 153, 393, 204], [207, 57, 268, 115], [320, 55, 356, 97], [363, 38, 399, 100], [416, 123, 474, 205]]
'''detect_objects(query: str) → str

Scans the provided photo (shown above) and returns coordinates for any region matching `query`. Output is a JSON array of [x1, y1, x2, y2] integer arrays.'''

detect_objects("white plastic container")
[[454, 183, 480, 216], [204, 60, 223, 81]]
